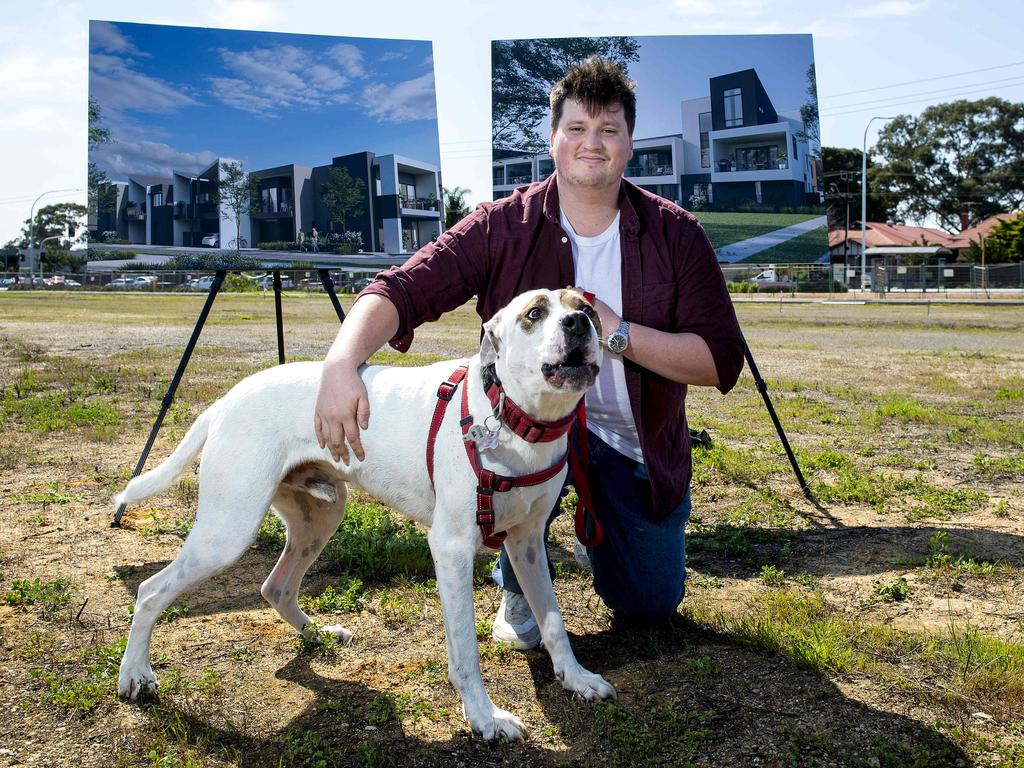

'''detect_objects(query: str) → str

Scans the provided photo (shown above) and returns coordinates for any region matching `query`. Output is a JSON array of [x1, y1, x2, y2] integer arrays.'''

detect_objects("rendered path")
[[714, 215, 828, 263]]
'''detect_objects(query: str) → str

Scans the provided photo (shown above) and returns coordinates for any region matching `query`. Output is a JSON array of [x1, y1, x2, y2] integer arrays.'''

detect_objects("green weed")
[[5, 577, 72, 612], [299, 579, 365, 614], [30, 637, 126, 715], [296, 622, 337, 655], [759, 564, 786, 587], [874, 577, 913, 602]]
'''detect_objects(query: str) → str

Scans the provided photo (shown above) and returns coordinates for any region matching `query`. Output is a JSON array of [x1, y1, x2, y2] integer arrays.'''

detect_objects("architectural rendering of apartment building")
[[93, 151, 442, 255], [493, 68, 821, 210]]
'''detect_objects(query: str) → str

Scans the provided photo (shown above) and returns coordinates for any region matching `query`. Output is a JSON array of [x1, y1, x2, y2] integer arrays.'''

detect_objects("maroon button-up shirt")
[[361, 174, 744, 519]]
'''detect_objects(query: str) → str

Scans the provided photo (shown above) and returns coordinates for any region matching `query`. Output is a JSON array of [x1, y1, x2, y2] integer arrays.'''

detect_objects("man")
[[314, 56, 744, 647]]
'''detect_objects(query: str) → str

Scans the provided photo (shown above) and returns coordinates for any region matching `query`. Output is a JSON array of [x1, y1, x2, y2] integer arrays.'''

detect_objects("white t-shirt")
[[560, 209, 643, 463]]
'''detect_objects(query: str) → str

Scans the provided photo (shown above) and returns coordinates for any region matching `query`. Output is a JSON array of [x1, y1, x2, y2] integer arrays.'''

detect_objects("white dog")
[[115, 288, 615, 741]]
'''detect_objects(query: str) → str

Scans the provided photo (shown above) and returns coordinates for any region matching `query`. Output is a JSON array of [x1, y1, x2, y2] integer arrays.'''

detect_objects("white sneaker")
[[574, 539, 593, 572], [491, 591, 541, 650]]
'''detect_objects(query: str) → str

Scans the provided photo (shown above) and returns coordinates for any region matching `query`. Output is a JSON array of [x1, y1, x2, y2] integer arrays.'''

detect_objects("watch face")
[[607, 332, 627, 354]]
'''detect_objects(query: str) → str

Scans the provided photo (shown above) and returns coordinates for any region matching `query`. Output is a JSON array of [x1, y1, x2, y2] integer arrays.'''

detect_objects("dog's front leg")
[[427, 523, 526, 741], [503, 522, 616, 701]]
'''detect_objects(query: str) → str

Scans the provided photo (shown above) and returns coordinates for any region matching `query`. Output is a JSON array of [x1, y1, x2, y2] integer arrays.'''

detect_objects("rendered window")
[[724, 88, 743, 127], [699, 112, 711, 168]]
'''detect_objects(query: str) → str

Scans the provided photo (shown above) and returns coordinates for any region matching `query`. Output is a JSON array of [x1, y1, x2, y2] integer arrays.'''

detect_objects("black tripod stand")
[[111, 268, 347, 528]]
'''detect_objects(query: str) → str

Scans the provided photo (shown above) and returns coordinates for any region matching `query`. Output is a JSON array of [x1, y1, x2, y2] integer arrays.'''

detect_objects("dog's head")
[[480, 289, 602, 418]]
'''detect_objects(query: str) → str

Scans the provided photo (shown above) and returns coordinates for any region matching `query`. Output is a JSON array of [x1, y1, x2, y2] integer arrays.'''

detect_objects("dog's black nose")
[[560, 311, 588, 336]]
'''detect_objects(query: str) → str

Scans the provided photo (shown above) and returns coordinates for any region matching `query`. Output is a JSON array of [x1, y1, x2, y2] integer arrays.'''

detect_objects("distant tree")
[[873, 98, 1024, 233], [492, 37, 640, 152], [214, 161, 259, 256], [822, 146, 897, 228], [797, 63, 820, 149], [16, 202, 88, 249], [443, 186, 472, 230], [321, 167, 365, 234], [980, 213, 1024, 263], [41, 248, 86, 272]]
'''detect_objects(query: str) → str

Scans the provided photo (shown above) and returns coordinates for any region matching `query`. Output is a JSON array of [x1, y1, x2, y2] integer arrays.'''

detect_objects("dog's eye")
[[527, 306, 546, 321], [581, 305, 595, 317]]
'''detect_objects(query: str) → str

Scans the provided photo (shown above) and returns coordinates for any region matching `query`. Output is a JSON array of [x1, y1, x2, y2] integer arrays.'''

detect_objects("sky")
[[89, 22, 440, 182], [2, 0, 1023, 244]]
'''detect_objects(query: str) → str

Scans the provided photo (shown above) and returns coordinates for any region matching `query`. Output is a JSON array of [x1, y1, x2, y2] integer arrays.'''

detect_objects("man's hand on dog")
[[314, 361, 369, 463]]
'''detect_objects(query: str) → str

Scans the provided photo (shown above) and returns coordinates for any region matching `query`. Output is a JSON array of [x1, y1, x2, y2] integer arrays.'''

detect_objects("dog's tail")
[[113, 406, 215, 510]]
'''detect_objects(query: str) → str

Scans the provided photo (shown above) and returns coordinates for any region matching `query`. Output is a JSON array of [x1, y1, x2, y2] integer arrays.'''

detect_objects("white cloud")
[[92, 140, 219, 179], [851, 1, 929, 17], [362, 72, 437, 123], [90, 21, 147, 57], [211, 43, 363, 115], [90, 53, 200, 116], [329, 43, 366, 78]]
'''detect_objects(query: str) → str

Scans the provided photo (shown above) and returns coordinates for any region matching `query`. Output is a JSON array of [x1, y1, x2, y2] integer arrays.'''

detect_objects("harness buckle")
[[437, 380, 458, 401], [494, 476, 515, 493]]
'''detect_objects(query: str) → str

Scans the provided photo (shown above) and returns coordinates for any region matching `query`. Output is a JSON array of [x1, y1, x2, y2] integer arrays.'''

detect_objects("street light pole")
[[27, 188, 81, 281], [861, 117, 896, 290]]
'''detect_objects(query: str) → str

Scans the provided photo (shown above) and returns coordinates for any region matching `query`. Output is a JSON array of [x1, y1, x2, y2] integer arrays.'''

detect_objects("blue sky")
[[88, 21, 440, 181]]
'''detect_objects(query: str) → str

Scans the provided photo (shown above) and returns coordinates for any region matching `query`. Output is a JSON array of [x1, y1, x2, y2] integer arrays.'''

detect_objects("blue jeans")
[[495, 429, 692, 622]]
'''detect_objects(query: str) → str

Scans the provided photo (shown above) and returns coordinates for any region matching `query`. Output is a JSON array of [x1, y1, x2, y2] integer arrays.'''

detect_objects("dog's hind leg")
[[503, 519, 615, 702], [118, 453, 275, 701], [428, 521, 526, 742], [260, 475, 349, 643]]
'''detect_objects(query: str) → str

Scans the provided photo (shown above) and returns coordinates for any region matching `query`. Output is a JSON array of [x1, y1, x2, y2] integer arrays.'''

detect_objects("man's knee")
[[596, 570, 686, 623]]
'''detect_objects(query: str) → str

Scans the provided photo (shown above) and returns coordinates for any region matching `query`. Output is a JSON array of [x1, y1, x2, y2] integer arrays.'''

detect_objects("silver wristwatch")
[[606, 320, 630, 354]]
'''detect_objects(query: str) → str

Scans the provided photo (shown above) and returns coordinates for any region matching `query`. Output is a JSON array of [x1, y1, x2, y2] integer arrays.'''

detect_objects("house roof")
[[943, 212, 1019, 248], [829, 222, 950, 249], [829, 213, 1021, 250]]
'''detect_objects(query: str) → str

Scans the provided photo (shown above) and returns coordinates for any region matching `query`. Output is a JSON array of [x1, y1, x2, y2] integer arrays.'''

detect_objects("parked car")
[[201, 233, 220, 248], [188, 275, 217, 292], [351, 277, 374, 292], [107, 277, 133, 289], [750, 269, 796, 292], [256, 274, 293, 290]]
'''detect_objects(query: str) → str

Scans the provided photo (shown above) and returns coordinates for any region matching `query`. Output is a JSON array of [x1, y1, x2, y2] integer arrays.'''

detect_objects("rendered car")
[[201, 233, 220, 248]]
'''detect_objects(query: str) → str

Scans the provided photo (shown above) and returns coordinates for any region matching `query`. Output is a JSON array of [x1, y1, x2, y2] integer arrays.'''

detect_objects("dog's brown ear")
[[480, 311, 502, 366]]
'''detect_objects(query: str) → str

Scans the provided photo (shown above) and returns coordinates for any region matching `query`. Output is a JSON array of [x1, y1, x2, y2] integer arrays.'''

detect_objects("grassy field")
[[692, 211, 821, 249], [1, 293, 1023, 767]]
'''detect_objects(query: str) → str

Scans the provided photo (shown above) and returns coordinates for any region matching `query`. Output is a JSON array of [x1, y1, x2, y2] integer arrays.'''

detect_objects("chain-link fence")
[[0, 269, 379, 294]]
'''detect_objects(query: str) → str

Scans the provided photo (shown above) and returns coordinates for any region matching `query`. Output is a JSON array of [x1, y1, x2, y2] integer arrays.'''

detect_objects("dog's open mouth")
[[541, 347, 599, 390]]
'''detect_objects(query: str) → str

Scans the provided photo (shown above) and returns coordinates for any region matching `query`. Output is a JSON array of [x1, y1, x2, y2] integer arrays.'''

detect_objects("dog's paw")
[[322, 624, 354, 645], [463, 703, 526, 742], [557, 665, 616, 701], [118, 665, 157, 701]]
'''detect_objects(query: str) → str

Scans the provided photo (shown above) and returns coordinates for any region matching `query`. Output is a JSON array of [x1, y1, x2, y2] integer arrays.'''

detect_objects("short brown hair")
[[549, 55, 636, 135]]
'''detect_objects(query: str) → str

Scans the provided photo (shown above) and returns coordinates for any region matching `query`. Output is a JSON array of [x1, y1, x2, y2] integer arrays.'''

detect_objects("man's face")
[[550, 99, 633, 192]]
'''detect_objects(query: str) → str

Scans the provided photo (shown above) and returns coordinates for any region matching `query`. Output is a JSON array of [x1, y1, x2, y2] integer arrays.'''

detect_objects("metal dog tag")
[[476, 430, 500, 451], [465, 424, 490, 443]]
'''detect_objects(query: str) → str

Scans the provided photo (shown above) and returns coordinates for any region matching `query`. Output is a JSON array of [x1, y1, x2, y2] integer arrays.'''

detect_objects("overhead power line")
[[820, 59, 1024, 100], [821, 75, 1024, 115], [822, 80, 1024, 118]]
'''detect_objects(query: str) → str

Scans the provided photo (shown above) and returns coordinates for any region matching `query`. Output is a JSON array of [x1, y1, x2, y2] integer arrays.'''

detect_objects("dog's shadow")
[[130, 619, 972, 767]]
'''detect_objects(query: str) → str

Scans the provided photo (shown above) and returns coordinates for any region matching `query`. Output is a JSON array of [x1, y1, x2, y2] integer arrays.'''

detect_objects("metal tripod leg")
[[743, 340, 814, 502], [317, 268, 347, 323], [273, 270, 285, 364], [112, 270, 227, 527]]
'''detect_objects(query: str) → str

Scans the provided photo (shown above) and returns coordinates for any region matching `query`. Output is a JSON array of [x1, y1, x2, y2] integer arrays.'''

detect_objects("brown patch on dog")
[[560, 288, 602, 338], [516, 294, 550, 332], [282, 463, 338, 504]]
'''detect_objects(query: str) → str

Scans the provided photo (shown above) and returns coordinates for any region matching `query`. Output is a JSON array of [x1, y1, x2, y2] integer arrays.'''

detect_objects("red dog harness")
[[426, 365, 603, 550]]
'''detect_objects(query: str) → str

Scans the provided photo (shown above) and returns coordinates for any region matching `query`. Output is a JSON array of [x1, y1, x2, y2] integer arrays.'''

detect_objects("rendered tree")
[[492, 37, 640, 153], [873, 97, 1024, 232], [214, 161, 260, 256], [797, 63, 820, 148], [443, 186, 472, 230], [88, 98, 115, 229], [321, 166, 365, 234]]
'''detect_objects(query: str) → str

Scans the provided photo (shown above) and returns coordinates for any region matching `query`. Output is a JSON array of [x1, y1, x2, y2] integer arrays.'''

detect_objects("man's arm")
[[591, 299, 719, 386], [314, 294, 399, 463]]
